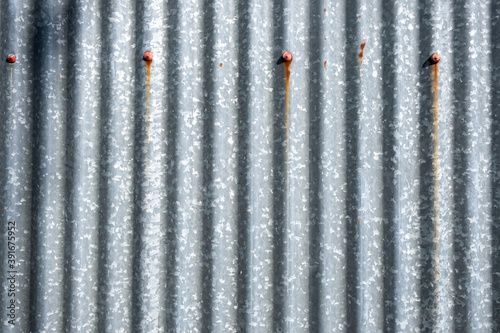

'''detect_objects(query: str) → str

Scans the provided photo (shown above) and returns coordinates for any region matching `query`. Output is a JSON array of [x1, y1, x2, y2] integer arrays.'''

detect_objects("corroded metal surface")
[[1, 0, 499, 332]]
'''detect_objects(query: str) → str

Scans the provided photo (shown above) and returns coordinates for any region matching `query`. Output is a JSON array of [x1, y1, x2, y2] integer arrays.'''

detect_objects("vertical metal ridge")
[[417, 0, 437, 331], [131, 0, 147, 328], [468, 1, 494, 330], [343, 0, 360, 330], [244, 1, 276, 330], [208, 1, 241, 331], [307, 0, 323, 331], [173, 0, 204, 330], [286, 0, 312, 329], [162, 0, 181, 330], [235, 1, 251, 330], [271, 0, 287, 331], [390, 0, 422, 330], [131, 0, 169, 329], [318, 1, 348, 330], [96, 0, 111, 329], [450, 1, 471, 331], [97, 0, 137, 330], [380, 0, 398, 331], [199, 0, 216, 330], [30, 1, 70, 330], [491, 0, 500, 331], [1, 1, 36, 332], [135, 0, 168, 329], [63, 0, 102, 331]]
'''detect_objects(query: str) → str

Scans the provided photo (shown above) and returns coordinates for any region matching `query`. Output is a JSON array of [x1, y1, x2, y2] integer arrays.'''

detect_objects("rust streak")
[[145, 60, 152, 144], [432, 63, 439, 232], [279, 51, 293, 192], [323, 60, 327, 71], [285, 59, 292, 160], [219, 62, 223, 68], [358, 39, 366, 65], [431, 61, 440, 298]]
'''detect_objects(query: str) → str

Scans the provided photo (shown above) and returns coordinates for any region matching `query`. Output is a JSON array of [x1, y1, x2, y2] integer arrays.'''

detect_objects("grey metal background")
[[0, 0, 499, 332]]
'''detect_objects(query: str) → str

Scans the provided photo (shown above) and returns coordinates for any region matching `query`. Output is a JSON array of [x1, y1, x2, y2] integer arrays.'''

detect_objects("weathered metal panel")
[[0, 0, 499, 332]]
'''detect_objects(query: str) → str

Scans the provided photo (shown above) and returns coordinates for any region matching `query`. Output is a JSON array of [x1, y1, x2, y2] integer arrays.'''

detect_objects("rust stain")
[[278, 51, 293, 187], [324, 8, 326, 14], [323, 60, 327, 71], [324, 37, 327, 41], [284, 59, 292, 160], [278, 51, 293, 197], [431, 61, 439, 232], [431, 61, 439, 223], [358, 218, 361, 224], [219, 62, 223, 68], [430, 57, 441, 303], [145, 59, 152, 144], [358, 39, 366, 65], [432, 63, 439, 142]]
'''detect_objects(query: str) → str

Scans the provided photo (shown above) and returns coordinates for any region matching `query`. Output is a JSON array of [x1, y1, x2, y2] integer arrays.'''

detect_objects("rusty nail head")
[[6, 54, 16, 63], [282, 51, 293, 62], [143, 51, 153, 62], [430, 53, 440, 64]]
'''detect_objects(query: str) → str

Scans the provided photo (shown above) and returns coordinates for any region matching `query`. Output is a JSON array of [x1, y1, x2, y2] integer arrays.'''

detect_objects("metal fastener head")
[[277, 51, 293, 65], [143, 51, 153, 62], [422, 53, 441, 68], [6, 54, 16, 63], [430, 53, 440, 64], [282, 51, 293, 62]]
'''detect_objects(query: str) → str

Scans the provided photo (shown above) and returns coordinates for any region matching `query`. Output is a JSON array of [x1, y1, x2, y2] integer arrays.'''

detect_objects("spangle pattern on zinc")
[[0, 0, 499, 332]]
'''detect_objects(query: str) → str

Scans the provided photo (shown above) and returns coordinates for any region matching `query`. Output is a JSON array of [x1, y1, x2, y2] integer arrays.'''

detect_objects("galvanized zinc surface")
[[0, 0, 499, 332]]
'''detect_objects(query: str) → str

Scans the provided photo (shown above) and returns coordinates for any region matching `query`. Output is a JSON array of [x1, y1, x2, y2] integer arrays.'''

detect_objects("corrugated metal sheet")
[[0, 0, 499, 331]]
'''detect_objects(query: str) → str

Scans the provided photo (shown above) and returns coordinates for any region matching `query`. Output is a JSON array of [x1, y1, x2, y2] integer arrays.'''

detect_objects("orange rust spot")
[[324, 37, 327, 40], [219, 62, 223, 68], [358, 40, 366, 65], [358, 218, 361, 224], [323, 60, 327, 70], [358, 15, 361, 18], [324, 8, 326, 14]]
